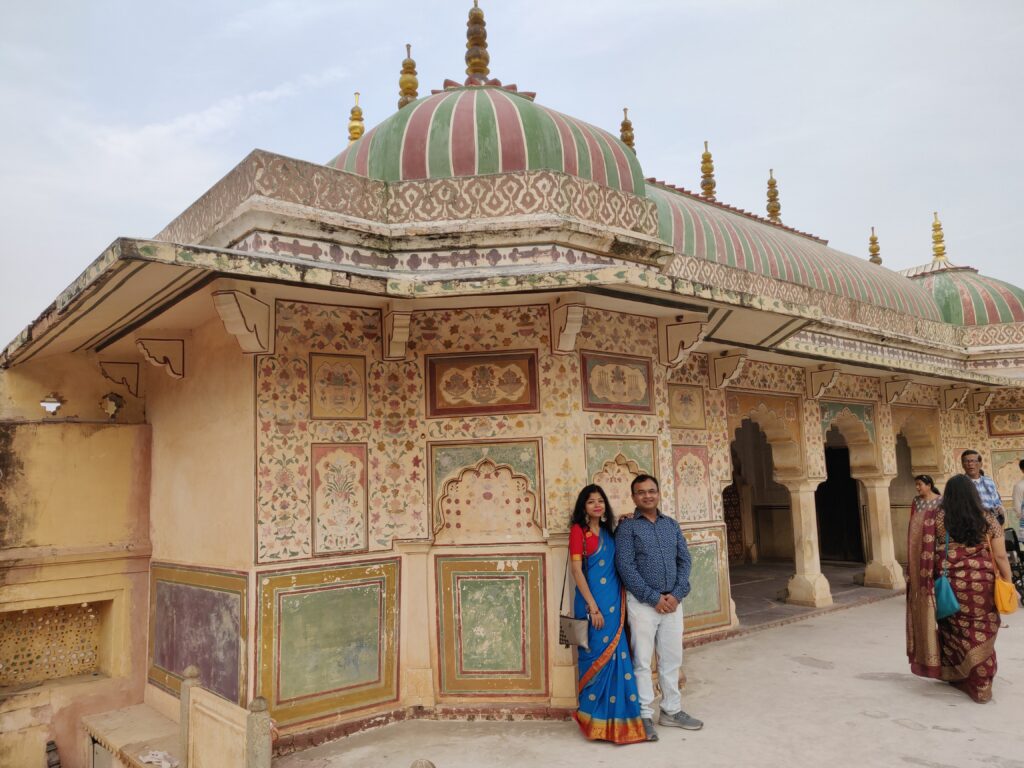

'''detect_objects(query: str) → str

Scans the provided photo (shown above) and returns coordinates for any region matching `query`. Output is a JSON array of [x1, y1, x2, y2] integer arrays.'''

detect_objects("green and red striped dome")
[[328, 86, 646, 196], [902, 261, 1024, 325]]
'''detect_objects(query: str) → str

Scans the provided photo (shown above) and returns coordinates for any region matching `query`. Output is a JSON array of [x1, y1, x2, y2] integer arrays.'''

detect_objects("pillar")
[[396, 540, 436, 708], [179, 665, 200, 767], [245, 697, 273, 768], [738, 482, 758, 563], [858, 476, 906, 590], [781, 481, 832, 607], [549, 538, 579, 708]]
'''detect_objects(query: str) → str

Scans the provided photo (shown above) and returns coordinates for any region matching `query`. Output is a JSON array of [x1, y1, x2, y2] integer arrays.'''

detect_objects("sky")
[[2, 0, 1022, 346]]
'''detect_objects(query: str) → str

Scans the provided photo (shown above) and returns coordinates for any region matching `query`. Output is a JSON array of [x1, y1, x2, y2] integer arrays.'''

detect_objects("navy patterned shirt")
[[614, 509, 692, 606]]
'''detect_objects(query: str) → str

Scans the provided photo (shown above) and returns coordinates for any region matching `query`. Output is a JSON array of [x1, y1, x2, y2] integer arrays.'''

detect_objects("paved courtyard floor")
[[275, 596, 1024, 768]]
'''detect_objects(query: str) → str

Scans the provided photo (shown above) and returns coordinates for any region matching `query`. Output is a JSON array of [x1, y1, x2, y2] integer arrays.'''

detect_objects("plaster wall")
[[145, 317, 254, 570], [0, 414, 151, 768]]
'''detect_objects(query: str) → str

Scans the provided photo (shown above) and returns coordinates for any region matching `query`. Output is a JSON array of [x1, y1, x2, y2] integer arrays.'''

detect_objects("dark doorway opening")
[[815, 445, 865, 562]]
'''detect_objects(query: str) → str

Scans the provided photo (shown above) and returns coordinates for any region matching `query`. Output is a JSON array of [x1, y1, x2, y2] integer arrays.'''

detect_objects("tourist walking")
[[907, 474, 1014, 702], [961, 449, 1006, 525], [567, 484, 646, 744], [615, 475, 702, 741]]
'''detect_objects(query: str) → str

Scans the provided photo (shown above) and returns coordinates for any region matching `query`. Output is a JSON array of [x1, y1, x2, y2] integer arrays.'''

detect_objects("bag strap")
[[942, 529, 950, 578]]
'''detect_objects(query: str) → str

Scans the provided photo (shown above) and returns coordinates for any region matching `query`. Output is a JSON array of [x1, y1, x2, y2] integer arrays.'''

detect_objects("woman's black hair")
[[941, 474, 989, 546], [913, 474, 940, 495], [570, 484, 616, 533]]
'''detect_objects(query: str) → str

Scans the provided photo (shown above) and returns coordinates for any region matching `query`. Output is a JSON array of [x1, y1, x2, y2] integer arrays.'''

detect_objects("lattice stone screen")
[[0, 603, 102, 686]]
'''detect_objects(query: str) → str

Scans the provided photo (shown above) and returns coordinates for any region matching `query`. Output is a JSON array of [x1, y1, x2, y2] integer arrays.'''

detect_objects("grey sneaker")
[[641, 717, 659, 741], [659, 709, 703, 730]]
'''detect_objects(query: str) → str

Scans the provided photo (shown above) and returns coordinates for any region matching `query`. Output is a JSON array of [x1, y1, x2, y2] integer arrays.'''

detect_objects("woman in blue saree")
[[569, 484, 646, 744]]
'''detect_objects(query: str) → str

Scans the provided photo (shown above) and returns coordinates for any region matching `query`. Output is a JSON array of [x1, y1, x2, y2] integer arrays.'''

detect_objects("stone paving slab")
[[274, 596, 1024, 768]]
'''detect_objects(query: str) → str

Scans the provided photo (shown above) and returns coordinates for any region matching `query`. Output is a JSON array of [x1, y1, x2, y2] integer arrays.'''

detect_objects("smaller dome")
[[902, 260, 1024, 325], [328, 85, 646, 196]]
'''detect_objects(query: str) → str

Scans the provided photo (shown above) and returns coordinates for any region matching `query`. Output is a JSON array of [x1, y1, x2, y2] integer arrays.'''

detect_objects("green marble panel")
[[457, 575, 524, 673], [819, 401, 875, 441], [278, 583, 381, 701], [585, 437, 656, 478], [683, 542, 722, 618]]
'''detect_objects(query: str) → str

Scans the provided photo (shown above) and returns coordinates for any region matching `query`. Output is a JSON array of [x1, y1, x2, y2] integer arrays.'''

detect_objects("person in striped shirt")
[[960, 450, 1006, 526]]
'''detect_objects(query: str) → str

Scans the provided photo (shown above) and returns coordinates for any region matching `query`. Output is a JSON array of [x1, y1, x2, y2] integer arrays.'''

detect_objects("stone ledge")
[[83, 703, 179, 768]]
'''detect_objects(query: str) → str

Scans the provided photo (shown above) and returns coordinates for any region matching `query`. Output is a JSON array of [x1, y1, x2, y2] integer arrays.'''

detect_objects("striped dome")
[[648, 183, 943, 321], [329, 86, 646, 196], [901, 262, 1024, 325]]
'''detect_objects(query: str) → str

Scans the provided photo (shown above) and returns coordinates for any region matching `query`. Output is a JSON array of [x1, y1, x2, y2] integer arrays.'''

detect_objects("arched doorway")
[[814, 427, 865, 563]]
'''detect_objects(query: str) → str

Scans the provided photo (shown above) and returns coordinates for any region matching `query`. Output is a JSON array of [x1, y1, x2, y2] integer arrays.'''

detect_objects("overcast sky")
[[2, 0, 1022, 345]]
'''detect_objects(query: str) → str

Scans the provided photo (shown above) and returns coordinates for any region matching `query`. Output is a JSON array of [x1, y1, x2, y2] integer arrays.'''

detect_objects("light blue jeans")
[[626, 592, 684, 720]]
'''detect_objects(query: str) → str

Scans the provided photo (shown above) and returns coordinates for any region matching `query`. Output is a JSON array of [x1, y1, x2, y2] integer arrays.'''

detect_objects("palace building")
[[3, 4, 1024, 765]]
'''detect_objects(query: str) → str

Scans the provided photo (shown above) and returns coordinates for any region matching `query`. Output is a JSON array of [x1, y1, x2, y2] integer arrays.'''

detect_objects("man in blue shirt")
[[961, 450, 1006, 526], [614, 474, 702, 741]]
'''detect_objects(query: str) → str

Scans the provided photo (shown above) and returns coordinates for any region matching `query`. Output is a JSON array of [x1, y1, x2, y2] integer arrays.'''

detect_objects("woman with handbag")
[[568, 484, 646, 743], [907, 474, 1014, 702]]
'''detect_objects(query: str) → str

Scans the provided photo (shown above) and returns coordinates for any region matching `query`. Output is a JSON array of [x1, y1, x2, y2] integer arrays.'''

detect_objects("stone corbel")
[[806, 365, 841, 399], [711, 352, 746, 389], [99, 361, 140, 397], [968, 389, 995, 414], [883, 377, 911, 404], [213, 290, 272, 353], [658, 310, 709, 368], [942, 385, 970, 410], [383, 301, 414, 360], [550, 295, 586, 355], [137, 339, 185, 379]]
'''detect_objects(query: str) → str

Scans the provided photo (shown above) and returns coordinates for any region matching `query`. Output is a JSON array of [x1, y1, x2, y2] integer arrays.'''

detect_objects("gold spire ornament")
[[868, 226, 882, 265], [620, 108, 635, 152], [700, 141, 716, 201], [932, 211, 947, 261], [465, 1, 490, 81], [766, 169, 781, 223], [347, 92, 364, 144], [398, 44, 419, 108]]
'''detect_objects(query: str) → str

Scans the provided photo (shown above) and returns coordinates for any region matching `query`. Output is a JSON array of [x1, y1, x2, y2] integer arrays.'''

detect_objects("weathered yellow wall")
[[0, 353, 145, 423], [145, 318, 254, 570], [0, 407, 151, 768]]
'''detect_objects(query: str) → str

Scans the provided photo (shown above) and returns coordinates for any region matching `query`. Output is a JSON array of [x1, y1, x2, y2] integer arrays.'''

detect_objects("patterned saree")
[[573, 529, 646, 743], [907, 501, 1000, 702]]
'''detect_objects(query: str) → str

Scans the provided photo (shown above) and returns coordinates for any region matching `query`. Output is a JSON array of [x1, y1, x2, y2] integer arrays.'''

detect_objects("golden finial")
[[347, 92, 364, 144], [620, 108, 635, 153], [932, 211, 947, 261], [398, 44, 419, 109], [766, 169, 781, 223], [465, 1, 490, 81], [868, 226, 882, 265], [700, 140, 716, 201]]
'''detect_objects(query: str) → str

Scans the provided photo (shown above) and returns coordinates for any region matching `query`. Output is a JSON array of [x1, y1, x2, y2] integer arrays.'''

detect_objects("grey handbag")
[[558, 549, 589, 650]]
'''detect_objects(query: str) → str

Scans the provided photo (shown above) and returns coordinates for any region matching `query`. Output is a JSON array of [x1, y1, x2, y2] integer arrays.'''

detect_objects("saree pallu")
[[573, 530, 646, 744], [908, 505, 999, 703]]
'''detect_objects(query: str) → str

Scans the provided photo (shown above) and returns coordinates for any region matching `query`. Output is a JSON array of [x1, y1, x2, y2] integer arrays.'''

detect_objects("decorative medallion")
[[425, 351, 539, 418], [580, 351, 654, 414], [310, 354, 367, 420], [668, 384, 706, 429]]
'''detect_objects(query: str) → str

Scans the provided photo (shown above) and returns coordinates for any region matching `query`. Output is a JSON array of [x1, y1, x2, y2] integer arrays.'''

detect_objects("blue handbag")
[[935, 529, 960, 620]]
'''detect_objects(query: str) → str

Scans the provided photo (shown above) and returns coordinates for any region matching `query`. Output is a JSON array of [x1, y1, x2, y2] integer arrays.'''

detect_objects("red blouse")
[[569, 524, 600, 560]]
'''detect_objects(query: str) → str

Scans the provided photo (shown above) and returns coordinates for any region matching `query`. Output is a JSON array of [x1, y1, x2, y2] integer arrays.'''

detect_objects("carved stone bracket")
[[99, 361, 140, 397], [384, 302, 414, 360], [883, 377, 911, 404], [549, 295, 587, 355], [711, 352, 746, 389], [942, 385, 970, 410], [806, 365, 841, 399], [137, 339, 185, 379], [658, 311, 709, 368], [969, 389, 995, 414], [213, 290, 271, 353]]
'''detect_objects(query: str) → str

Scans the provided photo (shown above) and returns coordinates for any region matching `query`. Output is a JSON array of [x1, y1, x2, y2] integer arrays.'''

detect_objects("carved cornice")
[[213, 290, 271, 353], [137, 339, 184, 379], [806, 365, 841, 400], [98, 361, 140, 397], [711, 353, 746, 389]]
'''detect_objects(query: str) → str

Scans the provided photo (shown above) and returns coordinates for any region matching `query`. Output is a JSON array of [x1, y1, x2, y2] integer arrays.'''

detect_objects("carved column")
[[738, 483, 758, 563], [780, 481, 833, 607], [858, 476, 906, 590], [396, 540, 436, 708]]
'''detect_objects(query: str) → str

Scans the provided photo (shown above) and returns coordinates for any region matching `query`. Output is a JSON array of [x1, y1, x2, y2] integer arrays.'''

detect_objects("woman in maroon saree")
[[907, 474, 1014, 702]]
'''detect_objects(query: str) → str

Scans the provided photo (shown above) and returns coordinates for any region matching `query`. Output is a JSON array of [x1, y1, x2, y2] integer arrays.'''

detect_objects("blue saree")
[[572, 528, 646, 744]]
